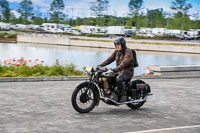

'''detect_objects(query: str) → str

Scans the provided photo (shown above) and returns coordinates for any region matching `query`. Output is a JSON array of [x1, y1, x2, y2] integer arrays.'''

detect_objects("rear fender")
[[130, 79, 151, 93]]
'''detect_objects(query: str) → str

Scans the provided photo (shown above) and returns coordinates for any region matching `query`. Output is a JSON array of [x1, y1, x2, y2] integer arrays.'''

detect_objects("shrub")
[[131, 34, 180, 40], [7, 34, 17, 38], [0, 33, 8, 37], [86, 33, 105, 37], [0, 32, 17, 38]]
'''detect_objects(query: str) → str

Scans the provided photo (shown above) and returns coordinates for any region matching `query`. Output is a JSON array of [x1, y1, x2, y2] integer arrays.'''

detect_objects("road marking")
[[125, 125, 200, 133]]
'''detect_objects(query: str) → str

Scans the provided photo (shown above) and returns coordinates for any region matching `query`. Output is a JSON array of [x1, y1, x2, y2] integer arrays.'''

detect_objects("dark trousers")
[[116, 73, 132, 83], [116, 73, 132, 95]]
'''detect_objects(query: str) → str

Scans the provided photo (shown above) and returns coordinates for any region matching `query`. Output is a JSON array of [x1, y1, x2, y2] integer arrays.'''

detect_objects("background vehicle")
[[178, 34, 194, 40], [105, 26, 125, 37]]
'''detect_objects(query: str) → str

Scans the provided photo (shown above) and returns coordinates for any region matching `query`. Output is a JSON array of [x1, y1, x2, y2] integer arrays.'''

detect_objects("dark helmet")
[[114, 37, 127, 49]]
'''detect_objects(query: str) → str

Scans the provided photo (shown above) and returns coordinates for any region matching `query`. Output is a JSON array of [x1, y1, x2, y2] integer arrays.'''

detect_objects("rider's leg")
[[116, 73, 132, 102]]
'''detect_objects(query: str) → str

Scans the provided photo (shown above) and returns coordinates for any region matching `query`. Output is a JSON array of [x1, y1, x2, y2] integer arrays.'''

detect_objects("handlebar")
[[95, 66, 112, 72]]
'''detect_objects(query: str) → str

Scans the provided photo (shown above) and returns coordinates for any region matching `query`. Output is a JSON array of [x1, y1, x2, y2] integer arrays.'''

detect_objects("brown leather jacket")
[[100, 48, 134, 76]]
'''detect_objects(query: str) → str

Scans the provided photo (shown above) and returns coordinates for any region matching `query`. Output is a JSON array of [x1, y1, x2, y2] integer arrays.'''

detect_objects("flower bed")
[[0, 58, 84, 77]]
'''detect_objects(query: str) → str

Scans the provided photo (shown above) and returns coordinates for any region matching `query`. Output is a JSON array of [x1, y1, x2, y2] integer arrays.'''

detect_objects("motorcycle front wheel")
[[71, 82, 98, 113]]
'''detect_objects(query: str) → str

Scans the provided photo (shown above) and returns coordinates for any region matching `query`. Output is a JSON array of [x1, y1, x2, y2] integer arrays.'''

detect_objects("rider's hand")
[[111, 67, 119, 72], [96, 65, 101, 69]]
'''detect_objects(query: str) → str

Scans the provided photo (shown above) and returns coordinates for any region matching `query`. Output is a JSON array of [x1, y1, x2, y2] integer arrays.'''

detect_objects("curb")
[[0, 76, 88, 82], [0, 75, 200, 82]]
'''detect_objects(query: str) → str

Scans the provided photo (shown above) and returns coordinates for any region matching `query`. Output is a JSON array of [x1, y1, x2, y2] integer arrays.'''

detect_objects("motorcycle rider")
[[98, 37, 134, 102]]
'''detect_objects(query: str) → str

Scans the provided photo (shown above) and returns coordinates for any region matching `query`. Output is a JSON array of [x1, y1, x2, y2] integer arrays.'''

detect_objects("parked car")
[[0, 22, 11, 30], [35, 25, 45, 31], [124, 29, 136, 37], [66, 29, 81, 35], [146, 33, 156, 37], [178, 34, 194, 40]]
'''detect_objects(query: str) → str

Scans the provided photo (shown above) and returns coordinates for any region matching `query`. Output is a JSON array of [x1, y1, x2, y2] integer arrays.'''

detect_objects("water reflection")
[[1, 43, 200, 75]]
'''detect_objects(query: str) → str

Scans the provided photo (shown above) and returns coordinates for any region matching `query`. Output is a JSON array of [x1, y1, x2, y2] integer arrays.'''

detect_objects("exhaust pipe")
[[100, 96, 147, 105]]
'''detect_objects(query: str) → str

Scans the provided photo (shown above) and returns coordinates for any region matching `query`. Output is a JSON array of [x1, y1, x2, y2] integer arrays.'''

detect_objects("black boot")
[[119, 82, 127, 102]]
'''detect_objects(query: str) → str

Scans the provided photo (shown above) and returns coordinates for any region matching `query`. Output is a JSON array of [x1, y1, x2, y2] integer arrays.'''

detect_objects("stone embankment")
[[149, 65, 200, 77], [0, 37, 16, 43], [17, 33, 200, 54]]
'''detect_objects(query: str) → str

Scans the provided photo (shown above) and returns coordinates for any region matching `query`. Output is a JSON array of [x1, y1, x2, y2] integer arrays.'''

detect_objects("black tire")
[[71, 82, 98, 113], [126, 101, 145, 109], [127, 80, 146, 109]]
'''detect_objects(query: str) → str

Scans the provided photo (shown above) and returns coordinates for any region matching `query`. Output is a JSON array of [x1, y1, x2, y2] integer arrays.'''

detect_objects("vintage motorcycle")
[[71, 66, 152, 113]]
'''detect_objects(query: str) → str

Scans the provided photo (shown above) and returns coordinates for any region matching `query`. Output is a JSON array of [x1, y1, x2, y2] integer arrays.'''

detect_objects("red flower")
[[16, 64, 20, 67], [19, 59, 24, 62], [29, 60, 32, 62], [13, 59, 16, 62], [23, 61, 27, 65]]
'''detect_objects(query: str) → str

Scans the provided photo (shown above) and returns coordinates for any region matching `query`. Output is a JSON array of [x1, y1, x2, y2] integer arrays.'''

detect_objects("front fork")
[[85, 80, 101, 106]]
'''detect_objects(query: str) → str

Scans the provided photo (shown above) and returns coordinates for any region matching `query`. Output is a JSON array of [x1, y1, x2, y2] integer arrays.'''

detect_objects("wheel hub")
[[80, 93, 89, 103]]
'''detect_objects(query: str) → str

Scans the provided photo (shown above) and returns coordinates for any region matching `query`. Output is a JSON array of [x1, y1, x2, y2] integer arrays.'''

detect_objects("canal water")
[[1, 43, 200, 75]]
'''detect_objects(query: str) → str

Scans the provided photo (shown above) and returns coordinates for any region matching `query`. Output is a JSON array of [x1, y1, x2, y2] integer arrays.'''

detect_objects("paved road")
[[0, 78, 200, 133]]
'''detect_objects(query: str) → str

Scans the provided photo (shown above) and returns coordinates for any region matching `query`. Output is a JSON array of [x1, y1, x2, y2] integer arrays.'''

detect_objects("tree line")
[[0, 0, 199, 30]]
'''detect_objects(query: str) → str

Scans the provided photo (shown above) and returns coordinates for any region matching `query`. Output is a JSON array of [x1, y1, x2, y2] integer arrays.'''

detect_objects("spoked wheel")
[[127, 91, 146, 109], [127, 80, 147, 109], [71, 82, 98, 113]]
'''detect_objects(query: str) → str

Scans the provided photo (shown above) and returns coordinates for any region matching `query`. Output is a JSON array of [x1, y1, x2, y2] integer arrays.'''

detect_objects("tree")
[[147, 8, 165, 28], [49, 0, 65, 23], [171, 0, 192, 15], [0, 0, 10, 22], [17, 0, 34, 22], [170, 0, 192, 29], [128, 0, 143, 16], [89, 0, 110, 17], [32, 6, 43, 25], [128, 0, 144, 28]]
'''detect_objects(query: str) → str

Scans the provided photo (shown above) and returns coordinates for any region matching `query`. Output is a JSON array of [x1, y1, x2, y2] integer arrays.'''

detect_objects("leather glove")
[[96, 65, 102, 69], [111, 67, 119, 72]]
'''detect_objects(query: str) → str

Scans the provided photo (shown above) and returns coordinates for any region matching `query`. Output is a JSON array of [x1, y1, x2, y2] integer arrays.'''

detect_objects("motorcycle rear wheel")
[[71, 82, 98, 113], [127, 80, 146, 109], [126, 101, 145, 109]]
